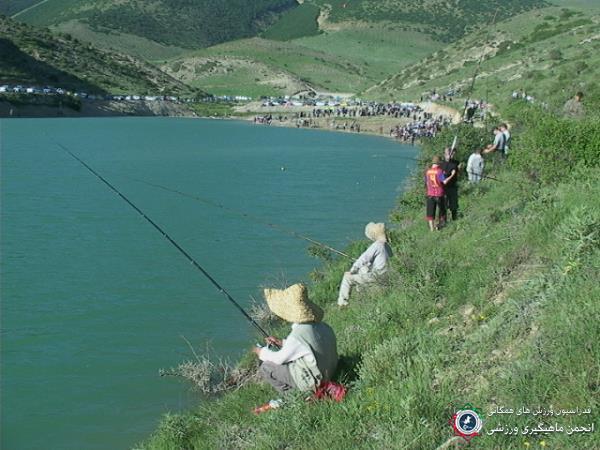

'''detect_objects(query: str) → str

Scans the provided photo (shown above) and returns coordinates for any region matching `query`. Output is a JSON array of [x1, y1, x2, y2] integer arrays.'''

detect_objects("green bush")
[[507, 105, 600, 184]]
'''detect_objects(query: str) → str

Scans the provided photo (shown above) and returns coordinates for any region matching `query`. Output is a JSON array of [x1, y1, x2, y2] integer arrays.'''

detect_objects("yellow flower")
[[524, 442, 531, 448], [540, 441, 546, 448]]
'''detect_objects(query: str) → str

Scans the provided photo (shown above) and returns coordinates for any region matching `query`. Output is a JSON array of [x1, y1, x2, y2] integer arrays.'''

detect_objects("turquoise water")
[[1, 117, 417, 449]]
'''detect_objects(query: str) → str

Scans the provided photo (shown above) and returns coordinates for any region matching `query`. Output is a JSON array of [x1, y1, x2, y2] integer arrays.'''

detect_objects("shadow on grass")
[[335, 353, 362, 384]]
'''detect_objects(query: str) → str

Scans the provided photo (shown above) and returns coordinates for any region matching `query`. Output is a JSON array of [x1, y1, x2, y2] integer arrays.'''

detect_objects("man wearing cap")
[[337, 222, 392, 306], [252, 284, 338, 393]]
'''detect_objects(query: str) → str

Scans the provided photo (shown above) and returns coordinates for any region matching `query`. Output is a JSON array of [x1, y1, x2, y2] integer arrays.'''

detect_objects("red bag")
[[312, 381, 347, 402]]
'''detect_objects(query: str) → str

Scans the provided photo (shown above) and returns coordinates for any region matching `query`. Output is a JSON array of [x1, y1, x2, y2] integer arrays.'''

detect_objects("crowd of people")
[[390, 113, 451, 143]]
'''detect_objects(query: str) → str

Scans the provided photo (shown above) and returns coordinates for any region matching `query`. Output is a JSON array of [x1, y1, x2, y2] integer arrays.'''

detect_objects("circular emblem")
[[452, 409, 483, 439]]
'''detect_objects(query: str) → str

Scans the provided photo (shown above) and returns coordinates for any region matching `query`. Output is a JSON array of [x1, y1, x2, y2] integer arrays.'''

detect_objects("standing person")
[[467, 148, 484, 183], [425, 156, 447, 231], [337, 222, 392, 307], [563, 91, 585, 119], [483, 126, 506, 156], [441, 147, 460, 221], [253, 284, 338, 393], [500, 123, 511, 156]]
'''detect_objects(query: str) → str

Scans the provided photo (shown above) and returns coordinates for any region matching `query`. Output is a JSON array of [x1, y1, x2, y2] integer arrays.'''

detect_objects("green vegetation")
[[15, 0, 298, 48], [140, 98, 599, 448], [0, 16, 194, 95], [1, 91, 82, 110], [262, 3, 321, 41], [162, 26, 441, 96], [311, 0, 548, 42], [0, 0, 40, 16], [368, 4, 600, 108]]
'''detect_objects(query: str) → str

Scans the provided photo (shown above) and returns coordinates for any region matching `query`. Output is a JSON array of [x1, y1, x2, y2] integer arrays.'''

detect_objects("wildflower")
[[540, 441, 547, 448], [524, 442, 531, 448]]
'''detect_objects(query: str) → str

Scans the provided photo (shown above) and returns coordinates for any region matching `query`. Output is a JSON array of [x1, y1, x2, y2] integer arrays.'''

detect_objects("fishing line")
[[452, 8, 500, 152], [123, 176, 353, 260], [54, 141, 271, 339]]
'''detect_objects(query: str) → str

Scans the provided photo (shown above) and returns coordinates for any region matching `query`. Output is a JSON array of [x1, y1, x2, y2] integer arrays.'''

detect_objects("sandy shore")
[[234, 100, 461, 140]]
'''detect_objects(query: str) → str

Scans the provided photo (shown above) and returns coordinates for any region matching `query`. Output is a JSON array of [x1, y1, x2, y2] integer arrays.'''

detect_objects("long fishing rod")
[[452, 8, 500, 152], [124, 176, 353, 260], [54, 142, 271, 339]]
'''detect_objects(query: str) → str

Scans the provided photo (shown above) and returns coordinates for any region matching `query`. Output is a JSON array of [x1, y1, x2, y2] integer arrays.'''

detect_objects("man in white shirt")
[[337, 222, 392, 306], [467, 148, 484, 183], [483, 126, 506, 156], [252, 284, 338, 393]]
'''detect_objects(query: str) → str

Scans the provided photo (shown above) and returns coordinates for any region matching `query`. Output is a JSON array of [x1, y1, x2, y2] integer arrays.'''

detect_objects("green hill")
[[0, 16, 194, 95], [309, 0, 548, 42], [367, 4, 600, 110], [11, 0, 298, 49]]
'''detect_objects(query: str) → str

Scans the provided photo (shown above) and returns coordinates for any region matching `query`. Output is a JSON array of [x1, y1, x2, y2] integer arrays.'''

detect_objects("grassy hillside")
[[310, 0, 548, 41], [139, 101, 599, 449], [0, 0, 40, 16], [14, 0, 298, 48], [367, 4, 600, 110], [0, 16, 193, 95], [262, 3, 321, 41], [161, 25, 441, 97]]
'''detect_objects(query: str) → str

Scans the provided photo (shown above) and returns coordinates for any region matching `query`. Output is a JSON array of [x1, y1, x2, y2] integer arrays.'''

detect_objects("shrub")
[[507, 104, 600, 184]]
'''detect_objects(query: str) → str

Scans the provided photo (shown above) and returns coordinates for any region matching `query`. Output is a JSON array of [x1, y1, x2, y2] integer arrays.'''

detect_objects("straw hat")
[[365, 222, 386, 242], [263, 283, 324, 324]]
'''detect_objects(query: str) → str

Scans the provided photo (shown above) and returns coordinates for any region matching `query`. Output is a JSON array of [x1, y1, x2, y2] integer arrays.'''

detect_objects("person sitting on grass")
[[252, 283, 338, 394], [337, 222, 392, 307]]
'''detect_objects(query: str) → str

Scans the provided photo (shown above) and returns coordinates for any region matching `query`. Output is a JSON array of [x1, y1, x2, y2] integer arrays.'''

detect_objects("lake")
[[0, 117, 417, 449]]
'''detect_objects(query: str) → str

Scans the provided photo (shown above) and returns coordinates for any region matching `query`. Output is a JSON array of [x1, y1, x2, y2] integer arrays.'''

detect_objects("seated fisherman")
[[252, 283, 338, 393], [337, 222, 392, 306]]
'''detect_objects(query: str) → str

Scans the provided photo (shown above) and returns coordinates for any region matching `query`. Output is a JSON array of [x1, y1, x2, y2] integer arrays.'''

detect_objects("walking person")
[[425, 156, 447, 231], [253, 284, 338, 393], [467, 148, 484, 183], [337, 222, 392, 307], [441, 147, 460, 221]]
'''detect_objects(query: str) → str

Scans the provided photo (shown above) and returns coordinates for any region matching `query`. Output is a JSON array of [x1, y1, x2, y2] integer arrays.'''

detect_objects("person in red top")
[[425, 155, 447, 231]]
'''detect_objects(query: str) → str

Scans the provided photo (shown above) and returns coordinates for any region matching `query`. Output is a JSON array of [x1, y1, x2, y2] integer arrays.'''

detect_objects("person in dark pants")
[[441, 147, 460, 221], [425, 156, 447, 231]]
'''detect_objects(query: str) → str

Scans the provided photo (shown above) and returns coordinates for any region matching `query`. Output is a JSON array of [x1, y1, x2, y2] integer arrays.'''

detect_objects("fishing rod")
[[452, 8, 500, 152], [54, 141, 271, 339], [123, 176, 353, 260]]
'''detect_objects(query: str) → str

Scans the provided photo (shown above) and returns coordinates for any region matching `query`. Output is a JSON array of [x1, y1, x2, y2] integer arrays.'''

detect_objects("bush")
[[507, 104, 600, 184]]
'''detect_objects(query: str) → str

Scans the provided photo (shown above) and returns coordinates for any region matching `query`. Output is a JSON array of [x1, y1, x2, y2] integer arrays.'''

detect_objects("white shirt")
[[467, 153, 484, 174], [259, 323, 311, 365], [351, 240, 391, 275]]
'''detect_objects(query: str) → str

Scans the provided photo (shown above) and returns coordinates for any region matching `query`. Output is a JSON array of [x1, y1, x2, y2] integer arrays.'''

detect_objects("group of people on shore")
[[426, 123, 510, 230], [390, 114, 450, 143], [249, 87, 590, 398], [249, 117, 516, 398]]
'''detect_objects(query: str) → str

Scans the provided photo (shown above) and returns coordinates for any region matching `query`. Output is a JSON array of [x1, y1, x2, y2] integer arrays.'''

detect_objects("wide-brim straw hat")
[[365, 222, 386, 242], [263, 283, 324, 324]]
